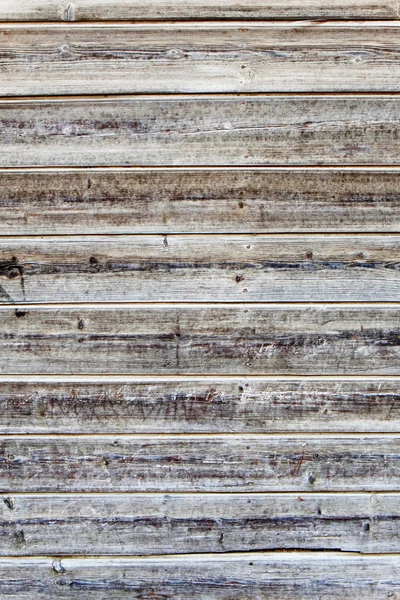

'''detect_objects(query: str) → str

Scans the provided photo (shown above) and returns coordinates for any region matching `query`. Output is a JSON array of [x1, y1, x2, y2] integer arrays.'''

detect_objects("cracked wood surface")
[[5, 25, 400, 95], [1, 234, 400, 303], [2, 168, 400, 235], [4, 96, 400, 167], [0, 492, 398, 555], [1, 378, 400, 434], [0, 0, 398, 20], [0, 305, 399, 375], [0, 434, 400, 492]]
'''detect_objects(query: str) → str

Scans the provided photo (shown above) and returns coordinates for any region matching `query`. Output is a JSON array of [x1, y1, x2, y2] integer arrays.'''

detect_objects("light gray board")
[[2, 235, 400, 303], [0, 305, 400, 374], [0, 0, 398, 20], [1, 378, 400, 433], [5, 25, 400, 95], [1, 434, 400, 492], [5, 96, 400, 167], [0, 492, 398, 555], [1, 553, 400, 598]]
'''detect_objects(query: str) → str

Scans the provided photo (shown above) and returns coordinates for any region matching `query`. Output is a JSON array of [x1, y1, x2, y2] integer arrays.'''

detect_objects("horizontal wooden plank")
[[2, 378, 400, 434], [0, 554, 400, 599], [4, 96, 400, 167], [2, 234, 400, 303], [5, 24, 400, 95], [1, 554, 399, 599], [3, 168, 400, 235], [0, 492, 398, 555], [1, 434, 400, 492], [0, 0, 398, 21], [0, 305, 399, 375]]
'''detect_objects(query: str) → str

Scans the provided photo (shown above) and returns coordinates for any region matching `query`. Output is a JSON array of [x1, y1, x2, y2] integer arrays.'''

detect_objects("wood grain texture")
[[3, 168, 400, 235], [3, 553, 400, 599], [2, 234, 400, 303], [0, 492, 398, 555], [1, 434, 400, 492], [0, 305, 400, 375], [0, 554, 399, 599], [0, 0, 398, 21], [2, 378, 400, 434], [5, 24, 400, 95], [4, 96, 400, 167]]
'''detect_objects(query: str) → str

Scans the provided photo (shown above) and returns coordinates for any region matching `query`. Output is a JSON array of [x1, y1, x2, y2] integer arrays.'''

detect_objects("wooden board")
[[4, 96, 400, 167], [2, 378, 400, 434], [0, 492, 398, 555], [2, 234, 400, 303], [0, 553, 400, 599], [0, 0, 398, 21], [1, 434, 400, 492], [5, 24, 400, 95], [0, 305, 399, 375], [3, 168, 400, 235]]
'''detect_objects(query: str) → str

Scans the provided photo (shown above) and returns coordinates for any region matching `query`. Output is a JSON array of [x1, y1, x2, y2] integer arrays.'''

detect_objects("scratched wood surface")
[[0, 305, 399, 375], [2, 234, 400, 303], [3, 168, 400, 235], [0, 0, 398, 21], [5, 24, 400, 95], [2, 0, 400, 594], [4, 96, 400, 167], [0, 493, 398, 555], [1, 434, 400, 492], [2, 378, 400, 433]]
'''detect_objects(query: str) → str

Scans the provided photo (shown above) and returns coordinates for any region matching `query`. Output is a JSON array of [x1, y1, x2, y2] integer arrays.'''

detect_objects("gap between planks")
[[4, 232, 400, 239], [3, 20, 400, 28], [2, 432, 400, 438], [4, 491, 400, 497], [3, 166, 400, 172], [7, 93, 400, 103], [4, 302, 400, 308], [1, 374, 400, 382], [0, 551, 397, 560]]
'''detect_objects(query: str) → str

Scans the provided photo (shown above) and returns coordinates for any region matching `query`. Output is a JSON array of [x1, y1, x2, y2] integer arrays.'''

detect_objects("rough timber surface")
[[0, 492, 399, 555], [5, 24, 400, 95], [3, 169, 400, 235], [2, 378, 400, 434], [1, 434, 400, 492], [1, 553, 400, 599], [1, 234, 400, 303], [5, 96, 400, 167], [0, 305, 400, 375], [0, 0, 398, 21]]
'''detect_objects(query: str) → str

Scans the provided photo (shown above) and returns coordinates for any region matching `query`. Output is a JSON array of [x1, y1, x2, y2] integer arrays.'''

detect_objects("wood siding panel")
[[0, 492, 398, 555], [4, 96, 400, 167], [0, 554, 399, 599], [1, 378, 400, 434], [0, 305, 399, 375], [0, 0, 398, 21], [0, 434, 399, 492], [2, 168, 400, 235], [5, 25, 400, 95], [1, 235, 400, 303]]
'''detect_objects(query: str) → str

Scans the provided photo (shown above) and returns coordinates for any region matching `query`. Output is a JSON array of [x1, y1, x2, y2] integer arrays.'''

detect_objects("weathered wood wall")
[[1, 1, 400, 598]]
